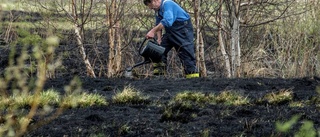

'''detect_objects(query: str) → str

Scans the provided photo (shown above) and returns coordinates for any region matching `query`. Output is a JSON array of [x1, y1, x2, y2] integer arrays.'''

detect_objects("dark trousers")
[[161, 19, 198, 74]]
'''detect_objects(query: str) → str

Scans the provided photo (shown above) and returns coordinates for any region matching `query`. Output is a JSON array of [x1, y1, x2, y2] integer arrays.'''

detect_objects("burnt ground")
[[24, 76, 320, 137]]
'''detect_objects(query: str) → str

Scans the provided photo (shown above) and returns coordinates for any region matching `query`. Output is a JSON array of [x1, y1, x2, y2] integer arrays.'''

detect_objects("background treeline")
[[0, 0, 319, 78]]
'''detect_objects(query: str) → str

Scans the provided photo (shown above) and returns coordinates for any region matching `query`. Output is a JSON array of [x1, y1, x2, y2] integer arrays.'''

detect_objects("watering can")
[[124, 38, 165, 78]]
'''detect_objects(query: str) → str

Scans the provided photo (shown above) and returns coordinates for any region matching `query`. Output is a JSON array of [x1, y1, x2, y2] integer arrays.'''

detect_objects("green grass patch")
[[289, 101, 305, 108], [0, 89, 108, 109], [215, 90, 250, 106], [61, 92, 108, 108], [112, 85, 150, 104], [174, 91, 215, 104], [260, 88, 294, 105], [161, 90, 250, 123], [0, 89, 60, 109]]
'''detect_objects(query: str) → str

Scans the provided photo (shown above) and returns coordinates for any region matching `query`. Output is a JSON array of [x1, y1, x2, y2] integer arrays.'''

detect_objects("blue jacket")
[[155, 0, 190, 28]]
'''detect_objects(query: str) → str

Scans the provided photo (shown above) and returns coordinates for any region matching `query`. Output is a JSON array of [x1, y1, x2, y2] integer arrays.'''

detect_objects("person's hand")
[[146, 30, 155, 39], [157, 39, 162, 44], [147, 23, 163, 40]]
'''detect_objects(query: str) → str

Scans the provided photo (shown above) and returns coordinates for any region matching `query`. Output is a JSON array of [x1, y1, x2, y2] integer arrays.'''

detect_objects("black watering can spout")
[[124, 38, 165, 78], [125, 60, 151, 72]]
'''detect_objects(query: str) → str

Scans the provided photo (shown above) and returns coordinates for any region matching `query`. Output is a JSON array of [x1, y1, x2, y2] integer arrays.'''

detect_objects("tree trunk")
[[106, 0, 122, 78], [217, 0, 231, 78], [230, 0, 241, 78], [74, 25, 96, 78], [72, 0, 96, 78], [115, 21, 122, 73], [193, 0, 207, 77], [198, 33, 207, 77], [193, 0, 200, 71], [231, 18, 240, 77]]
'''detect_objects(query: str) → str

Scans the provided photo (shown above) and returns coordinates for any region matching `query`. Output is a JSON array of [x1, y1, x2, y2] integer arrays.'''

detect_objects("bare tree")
[[105, 0, 126, 77], [31, 0, 98, 77], [217, 0, 232, 78], [71, 0, 96, 78], [223, 0, 241, 78], [216, 0, 301, 78], [193, 0, 207, 77]]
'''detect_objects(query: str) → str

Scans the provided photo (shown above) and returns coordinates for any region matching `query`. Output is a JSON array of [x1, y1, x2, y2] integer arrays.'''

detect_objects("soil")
[[24, 76, 320, 137]]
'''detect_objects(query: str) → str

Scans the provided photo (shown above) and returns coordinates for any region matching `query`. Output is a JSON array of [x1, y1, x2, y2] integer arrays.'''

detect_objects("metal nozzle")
[[124, 67, 133, 78]]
